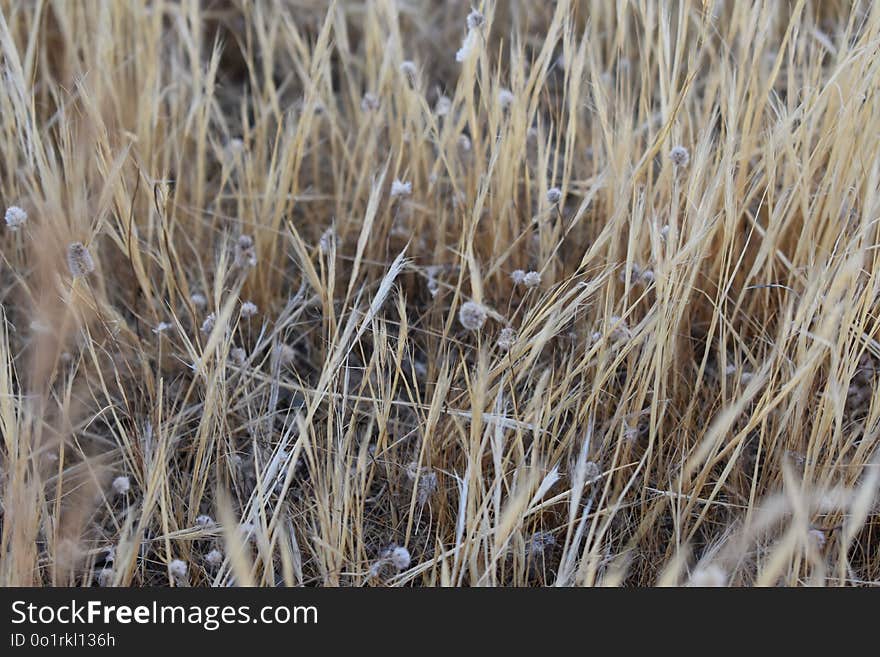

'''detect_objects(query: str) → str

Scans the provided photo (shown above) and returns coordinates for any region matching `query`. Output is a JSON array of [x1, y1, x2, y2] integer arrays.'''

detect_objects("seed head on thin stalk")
[[5, 205, 27, 230], [498, 88, 515, 109], [390, 179, 412, 198], [195, 515, 215, 527], [688, 564, 727, 587], [234, 234, 257, 269], [67, 242, 95, 278], [361, 92, 380, 112], [205, 549, 223, 567], [112, 475, 130, 495], [459, 301, 487, 331], [169, 559, 188, 583], [497, 327, 517, 351], [523, 271, 541, 289], [201, 313, 216, 334], [152, 321, 173, 335], [669, 145, 690, 168], [434, 96, 453, 117], [400, 60, 417, 83], [240, 301, 258, 318], [466, 9, 484, 30]]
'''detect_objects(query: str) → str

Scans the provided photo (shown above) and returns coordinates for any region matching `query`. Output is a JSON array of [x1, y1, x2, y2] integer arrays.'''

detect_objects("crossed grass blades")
[[1, 0, 879, 587]]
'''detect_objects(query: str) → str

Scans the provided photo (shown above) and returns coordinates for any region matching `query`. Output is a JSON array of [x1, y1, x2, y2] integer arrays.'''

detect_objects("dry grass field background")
[[1, 0, 879, 587]]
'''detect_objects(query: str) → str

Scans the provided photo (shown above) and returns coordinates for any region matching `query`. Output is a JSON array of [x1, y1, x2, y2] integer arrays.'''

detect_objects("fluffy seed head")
[[669, 145, 690, 168], [240, 301, 258, 318], [200, 313, 216, 334], [390, 179, 412, 198], [152, 321, 173, 335], [67, 242, 95, 277], [497, 327, 517, 351], [511, 269, 526, 285], [523, 271, 541, 289], [190, 292, 207, 308], [5, 205, 27, 230], [235, 234, 257, 268], [195, 514, 215, 527], [498, 88, 515, 109], [205, 549, 223, 567], [169, 559, 188, 580], [689, 564, 727, 587], [546, 187, 562, 204], [466, 9, 484, 30], [435, 95, 453, 116], [456, 28, 478, 62], [389, 545, 411, 570], [400, 60, 417, 80], [361, 92, 380, 112], [112, 475, 130, 495], [459, 301, 487, 331]]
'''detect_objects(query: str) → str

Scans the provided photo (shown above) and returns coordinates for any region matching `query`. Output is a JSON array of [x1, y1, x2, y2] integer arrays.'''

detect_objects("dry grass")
[[1, 0, 879, 587]]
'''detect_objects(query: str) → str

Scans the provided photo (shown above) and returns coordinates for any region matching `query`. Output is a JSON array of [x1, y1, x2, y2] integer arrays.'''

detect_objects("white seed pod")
[[235, 234, 257, 268], [511, 269, 526, 285], [200, 313, 216, 334], [435, 95, 453, 116], [688, 564, 727, 587], [669, 145, 690, 168], [497, 327, 517, 351], [523, 271, 541, 289], [205, 549, 223, 567], [67, 242, 95, 277], [546, 187, 562, 204], [169, 559, 188, 580], [361, 92, 380, 112], [240, 301, 258, 318], [390, 179, 412, 198], [111, 476, 130, 495], [152, 321, 173, 335], [389, 546, 411, 570], [456, 28, 478, 62], [466, 9, 484, 31], [400, 60, 418, 81], [195, 515, 215, 527], [5, 205, 27, 230], [498, 88, 515, 109], [459, 301, 487, 331]]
